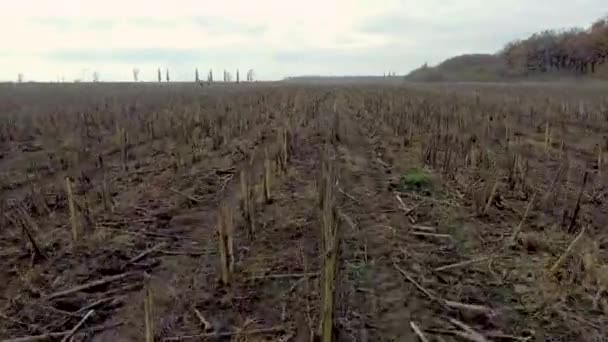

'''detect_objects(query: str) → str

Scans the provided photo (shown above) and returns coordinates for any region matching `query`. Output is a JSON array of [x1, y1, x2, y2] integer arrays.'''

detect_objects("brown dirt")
[[1, 82, 607, 341]]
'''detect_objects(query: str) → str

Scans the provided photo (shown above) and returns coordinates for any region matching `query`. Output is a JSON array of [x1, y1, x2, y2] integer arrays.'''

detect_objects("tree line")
[[501, 16, 608, 75]]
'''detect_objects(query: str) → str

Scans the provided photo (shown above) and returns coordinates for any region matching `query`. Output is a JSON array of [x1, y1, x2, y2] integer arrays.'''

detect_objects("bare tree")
[[166, 68, 170, 82], [208, 69, 213, 82], [195, 68, 200, 82], [500, 22, 608, 76], [246, 69, 254, 82], [133, 68, 140, 82], [158, 68, 162, 82], [236, 69, 240, 83]]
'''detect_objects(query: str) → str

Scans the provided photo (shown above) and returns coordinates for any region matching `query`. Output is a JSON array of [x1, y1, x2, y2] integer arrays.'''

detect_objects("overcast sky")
[[1, 0, 605, 82]]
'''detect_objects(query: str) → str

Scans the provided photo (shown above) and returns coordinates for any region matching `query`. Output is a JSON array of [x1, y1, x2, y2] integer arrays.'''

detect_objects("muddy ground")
[[0, 82, 607, 341]]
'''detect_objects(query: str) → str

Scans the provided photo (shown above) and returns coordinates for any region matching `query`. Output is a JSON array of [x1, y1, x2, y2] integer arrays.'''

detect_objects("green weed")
[[399, 168, 433, 191]]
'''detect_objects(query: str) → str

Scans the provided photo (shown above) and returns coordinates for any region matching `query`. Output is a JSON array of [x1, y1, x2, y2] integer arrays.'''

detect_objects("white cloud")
[[0, 0, 605, 81]]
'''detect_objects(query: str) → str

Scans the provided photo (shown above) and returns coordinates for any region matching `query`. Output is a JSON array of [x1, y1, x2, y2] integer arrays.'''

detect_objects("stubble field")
[[1, 81, 607, 341]]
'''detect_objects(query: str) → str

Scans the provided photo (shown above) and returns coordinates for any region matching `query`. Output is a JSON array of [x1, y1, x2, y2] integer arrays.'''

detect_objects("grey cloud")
[[358, 1, 607, 51], [357, 13, 545, 54], [348, 1, 607, 71]]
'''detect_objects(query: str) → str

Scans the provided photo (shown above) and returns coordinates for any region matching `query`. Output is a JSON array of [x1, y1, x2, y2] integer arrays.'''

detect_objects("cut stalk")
[[263, 148, 272, 203], [567, 171, 588, 234], [144, 280, 154, 342], [319, 154, 339, 342], [218, 204, 234, 284], [482, 177, 499, 215], [544, 121, 550, 153], [65, 177, 79, 242], [101, 171, 111, 212], [550, 226, 587, 275], [510, 192, 537, 244]]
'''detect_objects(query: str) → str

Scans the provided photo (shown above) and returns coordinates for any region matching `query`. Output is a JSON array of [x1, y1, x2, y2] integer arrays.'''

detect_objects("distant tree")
[[246, 69, 254, 82], [236, 69, 240, 83], [208, 69, 213, 82], [158, 68, 162, 82], [590, 17, 608, 71], [166, 68, 170, 82], [17, 73, 23, 83], [133, 68, 140, 82], [92, 71, 100, 82], [195, 68, 200, 82], [500, 18, 608, 76]]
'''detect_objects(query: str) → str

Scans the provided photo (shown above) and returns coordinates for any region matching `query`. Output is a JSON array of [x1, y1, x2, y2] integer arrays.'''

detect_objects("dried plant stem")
[[65, 177, 79, 243], [444, 301, 494, 315], [510, 192, 537, 244], [598, 146, 603, 178], [482, 177, 499, 215], [544, 121, 550, 153], [0, 311, 41, 332], [393, 261, 439, 303], [240, 170, 255, 236], [320, 155, 339, 342], [163, 326, 286, 341], [542, 164, 563, 208], [101, 171, 111, 212], [47, 272, 138, 300], [409, 232, 452, 239], [60, 309, 95, 342], [434, 257, 491, 272], [129, 243, 167, 264], [166, 187, 202, 204], [338, 187, 359, 204], [4, 322, 123, 342], [247, 190, 256, 236], [550, 225, 587, 275], [192, 307, 212, 331], [448, 318, 489, 342], [20, 217, 46, 261], [121, 127, 128, 171], [280, 128, 288, 172], [247, 272, 319, 280], [567, 171, 588, 234], [144, 280, 154, 342], [264, 148, 272, 203], [218, 204, 235, 284], [240, 169, 249, 216], [410, 321, 430, 342], [299, 245, 315, 342], [0, 199, 5, 230]]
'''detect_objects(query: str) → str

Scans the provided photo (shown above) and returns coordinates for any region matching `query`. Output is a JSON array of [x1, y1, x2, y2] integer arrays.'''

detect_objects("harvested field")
[[1, 81, 607, 341]]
